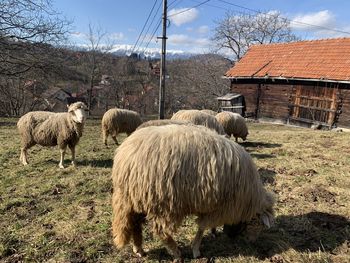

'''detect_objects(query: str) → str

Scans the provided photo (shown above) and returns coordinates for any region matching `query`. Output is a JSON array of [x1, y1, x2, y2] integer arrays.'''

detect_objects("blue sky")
[[52, 0, 350, 54]]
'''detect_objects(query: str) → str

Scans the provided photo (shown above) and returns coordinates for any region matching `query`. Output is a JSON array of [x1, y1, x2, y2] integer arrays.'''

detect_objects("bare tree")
[[166, 54, 231, 113], [83, 23, 113, 114], [212, 11, 299, 61], [0, 0, 70, 77]]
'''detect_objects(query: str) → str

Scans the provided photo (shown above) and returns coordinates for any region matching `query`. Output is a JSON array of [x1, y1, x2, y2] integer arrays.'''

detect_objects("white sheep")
[[215, 111, 249, 142], [111, 124, 275, 260], [200, 109, 217, 116], [171, 109, 226, 135], [136, 119, 192, 130], [17, 102, 88, 168], [101, 108, 142, 146]]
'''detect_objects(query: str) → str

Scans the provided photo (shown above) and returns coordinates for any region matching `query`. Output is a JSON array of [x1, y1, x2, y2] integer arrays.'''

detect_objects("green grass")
[[0, 118, 349, 262]]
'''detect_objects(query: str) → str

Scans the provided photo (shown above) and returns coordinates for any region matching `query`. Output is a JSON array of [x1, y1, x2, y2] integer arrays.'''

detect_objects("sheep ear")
[[261, 212, 274, 228]]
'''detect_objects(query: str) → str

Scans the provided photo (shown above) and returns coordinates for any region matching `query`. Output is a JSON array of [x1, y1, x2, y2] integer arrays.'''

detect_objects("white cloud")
[[109, 32, 125, 41], [291, 10, 336, 30], [70, 31, 87, 39], [197, 25, 209, 34], [168, 8, 199, 26], [168, 34, 210, 48]]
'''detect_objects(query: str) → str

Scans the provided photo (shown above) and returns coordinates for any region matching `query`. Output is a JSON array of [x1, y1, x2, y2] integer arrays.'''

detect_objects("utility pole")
[[158, 0, 167, 119]]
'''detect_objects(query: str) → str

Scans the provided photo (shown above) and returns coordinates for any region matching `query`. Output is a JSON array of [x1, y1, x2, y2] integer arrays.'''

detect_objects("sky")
[[52, 0, 350, 54]]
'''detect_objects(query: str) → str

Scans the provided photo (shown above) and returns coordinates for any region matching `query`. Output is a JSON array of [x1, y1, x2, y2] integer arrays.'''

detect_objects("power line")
[[168, 0, 211, 18], [142, 0, 185, 52], [131, 0, 159, 54], [137, 0, 163, 52], [215, 0, 350, 35]]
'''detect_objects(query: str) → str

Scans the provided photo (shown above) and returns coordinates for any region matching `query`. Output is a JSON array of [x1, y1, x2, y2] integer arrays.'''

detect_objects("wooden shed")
[[216, 93, 246, 116], [224, 38, 350, 128]]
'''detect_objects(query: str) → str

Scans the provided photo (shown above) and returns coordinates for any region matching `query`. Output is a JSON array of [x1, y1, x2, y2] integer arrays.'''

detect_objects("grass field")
[[1, 118, 349, 263]]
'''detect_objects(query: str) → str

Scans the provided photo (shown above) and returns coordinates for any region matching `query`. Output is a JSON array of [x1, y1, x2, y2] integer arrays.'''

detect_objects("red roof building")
[[225, 38, 350, 128]]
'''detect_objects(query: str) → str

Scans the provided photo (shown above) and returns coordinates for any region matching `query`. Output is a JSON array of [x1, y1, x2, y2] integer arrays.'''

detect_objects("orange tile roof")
[[225, 38, 350, 82]]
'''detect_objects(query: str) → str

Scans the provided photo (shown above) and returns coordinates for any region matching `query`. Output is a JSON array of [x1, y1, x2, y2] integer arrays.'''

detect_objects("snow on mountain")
[[104, 44, 195, 59]]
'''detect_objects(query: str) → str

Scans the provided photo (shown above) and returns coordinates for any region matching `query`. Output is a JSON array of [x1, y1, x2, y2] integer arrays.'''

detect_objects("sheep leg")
[[111, 135, 119, 145], [20, 147, 29, 165], [159, 232, 181, 259], [191, 226, 205, 258], [103, 129, 109, 147], [131, 214, 146, 257], [69, 145, 76, 167], [59, 146, 67, 168], [210, 227, 217, 238]]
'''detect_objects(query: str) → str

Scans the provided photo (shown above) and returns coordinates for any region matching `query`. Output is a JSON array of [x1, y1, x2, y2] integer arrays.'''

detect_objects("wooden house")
[[225, 38, 350, 128]]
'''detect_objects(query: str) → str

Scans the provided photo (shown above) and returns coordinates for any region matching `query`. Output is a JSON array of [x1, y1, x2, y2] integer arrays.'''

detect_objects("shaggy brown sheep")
[[111, 124, 275, 260]]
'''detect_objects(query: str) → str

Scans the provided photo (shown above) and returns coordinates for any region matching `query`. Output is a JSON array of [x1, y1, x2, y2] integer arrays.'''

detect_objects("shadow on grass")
[[258, 167, 277, 185], [76, 158, 113, 168], [44, 158, 113, 168], [146, 212, 349, 261], [0, 121, 17, 127], [240, 141, 282, 149], [250, 153, 276, 159]]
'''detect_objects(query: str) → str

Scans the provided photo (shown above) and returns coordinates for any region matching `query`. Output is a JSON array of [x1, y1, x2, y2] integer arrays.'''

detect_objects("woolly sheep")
[[101, 108, 142, 146], [136, 119, 192, 130], [216, 111, 249, 142], [200, 109, 217, 116], [171, 109, 226, 135], [111, 124, 275, 259], [17, 102, 88, 168]]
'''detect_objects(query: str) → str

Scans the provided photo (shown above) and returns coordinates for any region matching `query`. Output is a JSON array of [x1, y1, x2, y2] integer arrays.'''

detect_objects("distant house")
[[225, 38, 350, 128], [42, 86, 72, 111], [23, 81, 74, 112]]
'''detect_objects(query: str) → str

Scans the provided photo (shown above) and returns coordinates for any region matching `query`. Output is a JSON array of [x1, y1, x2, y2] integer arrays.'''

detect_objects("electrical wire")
[[131, 0, 159, 54], [215, 0, 350, 35]]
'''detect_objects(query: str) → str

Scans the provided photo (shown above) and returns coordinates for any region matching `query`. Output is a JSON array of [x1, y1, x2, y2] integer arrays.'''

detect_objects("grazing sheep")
[[136, 119, 192, 130], [200, 109, 217, 116], [216, 111, 249, 142], [17, 102, 88, 168], [101, 108, 142, 146], [111, 124, 275, 259], [171, 109, 226, 135]]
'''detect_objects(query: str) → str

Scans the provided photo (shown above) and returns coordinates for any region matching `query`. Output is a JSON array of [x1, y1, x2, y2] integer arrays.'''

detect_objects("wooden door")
[[290, 85, 338, 126]]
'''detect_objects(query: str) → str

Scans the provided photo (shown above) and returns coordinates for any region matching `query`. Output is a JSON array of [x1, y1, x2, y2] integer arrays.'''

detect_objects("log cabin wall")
[[231, 81, 350, 128], [259, 84, 293, 120], [231, 83, 259, 117], [337, 89, 350, 127], [231, 83, 292, 121]]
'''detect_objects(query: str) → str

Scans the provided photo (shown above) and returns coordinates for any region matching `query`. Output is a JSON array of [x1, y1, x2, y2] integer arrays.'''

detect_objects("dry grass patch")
[[0, 118, 349, 262]]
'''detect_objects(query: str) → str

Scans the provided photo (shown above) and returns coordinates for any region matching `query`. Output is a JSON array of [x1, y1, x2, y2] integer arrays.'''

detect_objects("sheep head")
[[243, 191, 275, 242], [67, 102, 88, 124]]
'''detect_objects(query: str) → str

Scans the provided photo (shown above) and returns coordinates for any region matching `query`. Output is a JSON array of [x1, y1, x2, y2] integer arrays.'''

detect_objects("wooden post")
[[158, 0, 167, 119], [254, 84, 262, 119], [328, 85, 338, 126]]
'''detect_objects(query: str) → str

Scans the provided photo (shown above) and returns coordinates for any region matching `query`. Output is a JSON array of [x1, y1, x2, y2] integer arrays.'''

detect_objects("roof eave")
[[223, 76, 350, 85]]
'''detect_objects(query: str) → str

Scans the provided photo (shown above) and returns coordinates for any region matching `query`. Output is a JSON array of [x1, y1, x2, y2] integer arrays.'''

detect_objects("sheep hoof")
[[133, 249, 146, 257], [71, 161, 76, 167], [59, 164, 65, 169]]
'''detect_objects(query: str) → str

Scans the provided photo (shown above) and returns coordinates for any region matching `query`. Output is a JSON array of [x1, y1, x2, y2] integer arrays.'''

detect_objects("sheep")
[[136, 119, 192, 130], [17, 102, 88, 168], [200, 109, 217, 116], [101, 108, 142, 146], [111, 124, 275, 260], [171, 109, 226, 135], [215, 111, 249, 142]]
